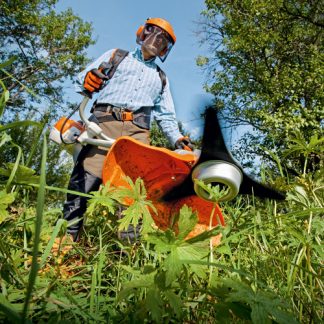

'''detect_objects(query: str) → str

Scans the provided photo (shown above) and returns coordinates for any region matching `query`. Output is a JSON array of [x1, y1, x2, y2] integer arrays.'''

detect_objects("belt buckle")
[[111, 106, 133, 121], [122, 111, 133, 121]]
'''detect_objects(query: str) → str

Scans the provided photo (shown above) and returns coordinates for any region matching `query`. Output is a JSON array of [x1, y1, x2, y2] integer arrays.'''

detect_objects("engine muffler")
[[192, 160, 243, 202]]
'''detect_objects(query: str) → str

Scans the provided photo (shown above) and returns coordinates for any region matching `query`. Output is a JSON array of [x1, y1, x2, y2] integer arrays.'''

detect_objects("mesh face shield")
[[140, 24, 174, 62]]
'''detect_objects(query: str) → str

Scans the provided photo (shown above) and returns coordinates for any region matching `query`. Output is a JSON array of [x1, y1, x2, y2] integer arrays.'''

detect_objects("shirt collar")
[[133, 47, 156, 66]]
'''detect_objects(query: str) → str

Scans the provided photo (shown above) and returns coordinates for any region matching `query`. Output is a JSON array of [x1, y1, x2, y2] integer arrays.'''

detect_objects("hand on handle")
[[175, 136, 194, 151], [83, 63, 111, 97]]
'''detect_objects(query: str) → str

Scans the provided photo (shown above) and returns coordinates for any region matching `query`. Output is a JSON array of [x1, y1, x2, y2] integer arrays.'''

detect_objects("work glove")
[[175, 136, 194, 151], [83, 67, 109, 96]]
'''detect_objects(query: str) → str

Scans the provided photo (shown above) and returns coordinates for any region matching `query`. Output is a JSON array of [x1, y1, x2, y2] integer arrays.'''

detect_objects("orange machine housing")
[[102, 137, 224, 240]]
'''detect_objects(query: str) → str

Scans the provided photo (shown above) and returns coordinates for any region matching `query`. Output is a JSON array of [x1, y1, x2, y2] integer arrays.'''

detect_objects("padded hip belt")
[[92, 104, 151, 130]]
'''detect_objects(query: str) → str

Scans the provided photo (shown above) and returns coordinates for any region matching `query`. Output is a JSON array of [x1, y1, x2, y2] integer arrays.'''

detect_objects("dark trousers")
[[62, 115, 150, 241], [62, 158, 142, 242], [62, 148, 102, 241]]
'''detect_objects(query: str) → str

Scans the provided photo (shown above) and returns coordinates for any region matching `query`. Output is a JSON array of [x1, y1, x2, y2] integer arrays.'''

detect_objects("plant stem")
[[208, 203, 217, 287]]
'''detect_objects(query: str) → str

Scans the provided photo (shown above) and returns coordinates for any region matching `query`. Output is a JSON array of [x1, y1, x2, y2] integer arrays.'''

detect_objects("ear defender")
[[136, 25, 145, 44]]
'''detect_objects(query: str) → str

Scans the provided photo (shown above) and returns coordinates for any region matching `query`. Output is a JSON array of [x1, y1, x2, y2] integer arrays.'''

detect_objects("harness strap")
[[95, 115, 116, 123], [95, 113, 134, 123], [107, 49, 129, 79], [92, 104, 151, 129], [93, 105, 134, 121], [156, 65, 167, 96]]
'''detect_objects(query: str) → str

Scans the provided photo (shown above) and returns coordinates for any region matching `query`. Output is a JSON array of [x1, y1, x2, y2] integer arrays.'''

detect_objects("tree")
[[0, 0, 94, 120], [0, 0, 95, 198], [197, 0, 323, 174]]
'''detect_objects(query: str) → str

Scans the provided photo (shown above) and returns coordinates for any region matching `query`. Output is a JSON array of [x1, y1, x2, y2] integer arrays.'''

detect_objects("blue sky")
[[56, 0, 211, 139]]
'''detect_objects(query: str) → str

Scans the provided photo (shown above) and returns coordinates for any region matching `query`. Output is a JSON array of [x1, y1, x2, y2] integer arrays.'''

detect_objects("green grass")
[[0, 70, 323, 322], [0, 165, 322, 322]]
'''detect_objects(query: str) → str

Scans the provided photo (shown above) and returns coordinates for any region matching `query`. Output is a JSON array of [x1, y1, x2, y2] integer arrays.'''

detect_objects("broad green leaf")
[[116, 177, 156, 234], [0, 190, 15, 205], [177, 205, 198, 240], [178, 243, 209, 278], [118, 204, 142, 232], [0, 295, 24, 323], [145, 229, 177, 253], [164, 247, 182, 286], [121, 265, 143, 275], [121, 272, 156, 290], [0, 207, 10, 222], [145, 288, 163, 322], [287, 186, 311, 207], [216, 243, 232, 256], [164, 290, 183, 318], [0, 133, 12, 147], [194, 179, 229, 202], [223, 279, 298, 324], [177, 243, 209, 261], [118, 272, 156, 301], [0, 191, 15, 222], [0, 163, 40, 185], [251, 303, 271, 324], [87, 182, 116, 215]]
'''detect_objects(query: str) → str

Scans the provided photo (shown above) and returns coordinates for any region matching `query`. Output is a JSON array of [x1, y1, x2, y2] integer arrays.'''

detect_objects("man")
[[62, 17, 193, 241]]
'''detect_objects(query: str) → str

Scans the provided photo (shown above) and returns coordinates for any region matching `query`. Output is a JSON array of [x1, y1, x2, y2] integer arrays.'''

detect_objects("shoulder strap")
[[106, 49, 129, 79], [156, 65, 167, 96], [90, 49, 129, 112]]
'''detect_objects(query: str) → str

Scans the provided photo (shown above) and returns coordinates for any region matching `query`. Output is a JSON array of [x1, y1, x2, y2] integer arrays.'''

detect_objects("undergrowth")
[[0, 58, 323, 323], [0, 158, 322, 322]]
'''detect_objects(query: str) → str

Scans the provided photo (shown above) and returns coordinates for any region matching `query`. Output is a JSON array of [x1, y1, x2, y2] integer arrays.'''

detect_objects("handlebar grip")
[[82, 89, 93, 99], [183, 145, 193, 151]]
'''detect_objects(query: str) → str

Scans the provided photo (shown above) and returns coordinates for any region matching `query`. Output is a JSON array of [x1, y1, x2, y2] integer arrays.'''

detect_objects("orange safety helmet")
[[136, 17, 176, 62]]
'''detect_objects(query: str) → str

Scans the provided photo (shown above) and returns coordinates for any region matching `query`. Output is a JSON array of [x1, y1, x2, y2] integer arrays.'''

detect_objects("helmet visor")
[[141, 24, 174, 61]]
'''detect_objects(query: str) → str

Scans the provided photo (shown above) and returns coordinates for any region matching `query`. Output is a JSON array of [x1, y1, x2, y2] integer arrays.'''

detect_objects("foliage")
[[194, 179, 230, 201], [198, 0, 323, 172], [0, 0, 94, 202], [0, 72, 323, 324], [0, 190, 15, 222], [0, 0, 94, 119], [0, 124, 322, 322], [0, 62, 73, 206], [0, 162, 324, 323], [283, 130, 324, 176], [114, 177, 157, 234], [150, 120, 196, 149], [150, 120, 173, 149]]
